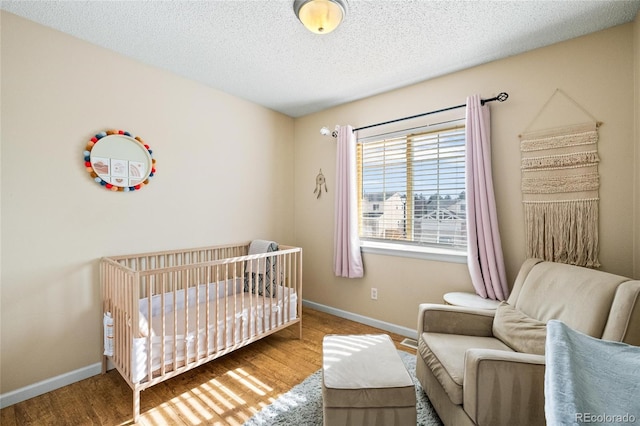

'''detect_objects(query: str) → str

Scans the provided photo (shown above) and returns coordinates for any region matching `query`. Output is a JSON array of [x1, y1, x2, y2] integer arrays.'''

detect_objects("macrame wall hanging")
[[519, 89, 602, 268]]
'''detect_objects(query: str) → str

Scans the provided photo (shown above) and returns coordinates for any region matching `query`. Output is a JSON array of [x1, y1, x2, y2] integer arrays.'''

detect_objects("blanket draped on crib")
[[244, 239, 279, 297]]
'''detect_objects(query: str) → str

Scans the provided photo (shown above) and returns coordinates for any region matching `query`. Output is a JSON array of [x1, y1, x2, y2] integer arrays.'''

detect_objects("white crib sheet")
[[131, 281, 297, 383]]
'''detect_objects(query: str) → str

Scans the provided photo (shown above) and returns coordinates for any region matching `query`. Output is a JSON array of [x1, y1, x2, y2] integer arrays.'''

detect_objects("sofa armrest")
[[463, 349, 546, 426], [417, 303, 495, 337]]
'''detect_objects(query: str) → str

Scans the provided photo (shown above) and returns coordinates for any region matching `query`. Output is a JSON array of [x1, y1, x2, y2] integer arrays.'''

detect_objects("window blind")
[[358, 122, 467, 251]]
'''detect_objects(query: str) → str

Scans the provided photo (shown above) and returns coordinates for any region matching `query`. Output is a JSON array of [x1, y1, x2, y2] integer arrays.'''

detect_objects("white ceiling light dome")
[[293, 0, 347, 34]]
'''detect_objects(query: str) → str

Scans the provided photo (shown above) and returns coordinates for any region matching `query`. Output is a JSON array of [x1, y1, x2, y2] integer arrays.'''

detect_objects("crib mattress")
[[131, 281, 297, 383]]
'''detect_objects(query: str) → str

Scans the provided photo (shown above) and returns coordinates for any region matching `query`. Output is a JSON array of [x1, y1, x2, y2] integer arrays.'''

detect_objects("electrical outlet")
[[371, 288, 378, 300]]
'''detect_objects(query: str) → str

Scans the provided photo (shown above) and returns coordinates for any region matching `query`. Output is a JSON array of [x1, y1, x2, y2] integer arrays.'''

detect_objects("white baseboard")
[[0, 363, 100, 409], [302, 299, 418, 340], [0, 359, 114, 409], [2, 303, 415, 409]]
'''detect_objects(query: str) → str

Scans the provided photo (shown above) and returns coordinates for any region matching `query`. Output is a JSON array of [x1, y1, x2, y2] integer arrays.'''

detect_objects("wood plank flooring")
[[1, 308, 416, 426]]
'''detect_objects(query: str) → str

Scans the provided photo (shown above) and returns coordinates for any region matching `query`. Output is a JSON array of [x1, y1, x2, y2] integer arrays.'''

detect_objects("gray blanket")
[[244, 240, 278, 297], [544, 320, 640, 425]]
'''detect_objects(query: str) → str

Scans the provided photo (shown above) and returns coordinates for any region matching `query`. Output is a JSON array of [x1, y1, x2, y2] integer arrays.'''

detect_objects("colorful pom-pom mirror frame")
[[83, 130, 156, 192]]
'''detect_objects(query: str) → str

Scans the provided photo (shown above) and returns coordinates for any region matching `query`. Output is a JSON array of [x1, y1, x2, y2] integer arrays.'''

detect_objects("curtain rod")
[[320, 92, 509, 137], [354, 92, 508, 132]]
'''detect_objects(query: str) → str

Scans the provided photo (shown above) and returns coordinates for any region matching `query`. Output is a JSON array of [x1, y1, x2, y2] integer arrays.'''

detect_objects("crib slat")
[[160, 272, 166, 379], [172, 269, 178, 375]]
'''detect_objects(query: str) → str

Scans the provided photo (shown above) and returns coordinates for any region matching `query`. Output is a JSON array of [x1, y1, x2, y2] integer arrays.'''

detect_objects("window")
[[357, 121, 467, 256]]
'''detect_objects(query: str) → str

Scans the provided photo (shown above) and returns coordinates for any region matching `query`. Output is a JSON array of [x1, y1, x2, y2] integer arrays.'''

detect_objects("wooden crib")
[[100, 242, 302, 422]]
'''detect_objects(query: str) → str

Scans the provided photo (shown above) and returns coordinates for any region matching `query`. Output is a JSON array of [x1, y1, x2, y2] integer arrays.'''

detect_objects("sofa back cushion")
[[508, 261, 628, 338], [493, 302, 547, 354]]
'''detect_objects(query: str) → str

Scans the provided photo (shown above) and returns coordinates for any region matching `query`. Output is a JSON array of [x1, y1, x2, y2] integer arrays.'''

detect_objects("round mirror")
[[83, 130, 156, 191]]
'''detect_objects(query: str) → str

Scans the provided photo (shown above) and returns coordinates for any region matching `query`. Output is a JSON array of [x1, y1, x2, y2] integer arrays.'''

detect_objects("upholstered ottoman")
[[322, 334, 416, 426]]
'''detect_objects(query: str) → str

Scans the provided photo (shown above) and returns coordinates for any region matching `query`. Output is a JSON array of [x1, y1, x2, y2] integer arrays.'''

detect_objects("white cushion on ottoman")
[[322, 334, 417, 426]]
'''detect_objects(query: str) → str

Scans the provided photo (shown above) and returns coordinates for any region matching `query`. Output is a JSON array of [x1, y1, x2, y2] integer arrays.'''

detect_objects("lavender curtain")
[[334, 125, 364, 278], [465, 95, 509, 300]]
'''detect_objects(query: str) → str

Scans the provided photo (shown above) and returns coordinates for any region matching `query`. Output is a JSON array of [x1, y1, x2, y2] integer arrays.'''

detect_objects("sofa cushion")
[[419, 332, 513, 405], [492, 302, 547, 355], [510, 262, 627, 338]]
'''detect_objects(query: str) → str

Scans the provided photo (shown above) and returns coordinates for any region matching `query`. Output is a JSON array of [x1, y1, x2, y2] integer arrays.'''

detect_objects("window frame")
[[356, 120, 468, 263]]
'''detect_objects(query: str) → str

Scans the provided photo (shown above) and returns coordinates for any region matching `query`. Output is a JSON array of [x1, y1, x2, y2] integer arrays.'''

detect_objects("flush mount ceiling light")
[[293, 0, 347, 34]]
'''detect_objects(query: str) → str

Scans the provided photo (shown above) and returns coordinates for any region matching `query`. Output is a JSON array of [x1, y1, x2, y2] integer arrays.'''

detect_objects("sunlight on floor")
[[137, 365, 282, 425], [173, 391, 214, 424], [195, 383, 234, 415], [227, 368, 273, 396], [140, 401, 186, 426]]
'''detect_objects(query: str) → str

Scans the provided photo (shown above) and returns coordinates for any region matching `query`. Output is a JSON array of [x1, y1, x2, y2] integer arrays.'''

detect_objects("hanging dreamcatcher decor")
[[519, 89, 601, 268], [314, 169, 328, 198]]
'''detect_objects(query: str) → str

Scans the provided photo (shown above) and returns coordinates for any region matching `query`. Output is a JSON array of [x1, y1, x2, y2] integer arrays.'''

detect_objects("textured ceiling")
[[2, 1, 639, 117]]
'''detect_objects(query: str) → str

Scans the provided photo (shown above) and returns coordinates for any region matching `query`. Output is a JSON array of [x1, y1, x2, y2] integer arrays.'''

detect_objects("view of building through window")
[[358, 123, 467, 251]]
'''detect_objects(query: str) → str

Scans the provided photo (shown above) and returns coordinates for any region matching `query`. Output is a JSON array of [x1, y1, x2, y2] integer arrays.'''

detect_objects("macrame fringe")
[[524, 199, 600, 268]]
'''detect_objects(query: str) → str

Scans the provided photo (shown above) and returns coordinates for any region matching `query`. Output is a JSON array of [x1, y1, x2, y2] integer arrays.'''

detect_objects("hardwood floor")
[[1, 308, 416, 426]]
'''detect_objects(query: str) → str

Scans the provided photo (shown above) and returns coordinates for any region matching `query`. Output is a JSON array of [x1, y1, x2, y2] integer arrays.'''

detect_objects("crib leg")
[[298, 319, 303, 340], [101, 355, 108, 374], [133, 388, 141, 423]]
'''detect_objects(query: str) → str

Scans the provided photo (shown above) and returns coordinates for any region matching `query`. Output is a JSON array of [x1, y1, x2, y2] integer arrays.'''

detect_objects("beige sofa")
[[416, 259, 640, 426]]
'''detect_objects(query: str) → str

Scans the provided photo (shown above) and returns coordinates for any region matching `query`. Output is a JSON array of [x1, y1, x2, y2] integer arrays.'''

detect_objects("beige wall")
[[294, 23, 638, 331], [0, 12, 295, 394]]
